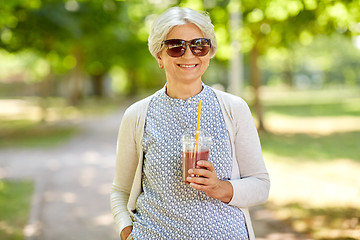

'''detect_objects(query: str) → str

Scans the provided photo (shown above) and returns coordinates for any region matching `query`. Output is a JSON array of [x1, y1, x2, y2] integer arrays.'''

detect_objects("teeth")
[[179, 64, 196, 68]]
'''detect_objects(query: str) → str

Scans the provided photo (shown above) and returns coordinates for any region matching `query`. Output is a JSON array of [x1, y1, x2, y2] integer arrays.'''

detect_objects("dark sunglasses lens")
[[190, 39, 211, 56], [164, 38, 211, 57], [165, 40, 186, 57]]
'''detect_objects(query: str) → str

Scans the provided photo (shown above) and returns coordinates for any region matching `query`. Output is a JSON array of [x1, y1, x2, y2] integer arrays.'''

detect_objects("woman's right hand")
[[120, 226, 133, 240]]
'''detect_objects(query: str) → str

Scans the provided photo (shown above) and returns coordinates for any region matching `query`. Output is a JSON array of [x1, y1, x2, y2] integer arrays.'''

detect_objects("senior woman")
[[111, 7, 270, 240]]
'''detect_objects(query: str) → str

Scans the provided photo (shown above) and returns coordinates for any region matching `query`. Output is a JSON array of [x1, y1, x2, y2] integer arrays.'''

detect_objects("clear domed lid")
[[181, 129, 212, 145]]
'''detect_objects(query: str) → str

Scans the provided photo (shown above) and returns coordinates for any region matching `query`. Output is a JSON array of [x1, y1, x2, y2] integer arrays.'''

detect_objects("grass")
[[255, 86, 360, 117], [0, 88, 359, 239], [257, 86, 360, 240], [265, 100, 360, 117], [0, 180, 34, 240], [265, 160, 360, 239], [0, 96, 127, 149], [261, 131, 360, 162], [0, 103, 78, 239], [268, 202, 360, 240], [0, 97, 124, 239], [0, 120, 78, 148]]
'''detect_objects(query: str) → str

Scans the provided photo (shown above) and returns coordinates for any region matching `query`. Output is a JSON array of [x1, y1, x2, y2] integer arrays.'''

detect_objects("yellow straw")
[[195, 100, 202, 153]]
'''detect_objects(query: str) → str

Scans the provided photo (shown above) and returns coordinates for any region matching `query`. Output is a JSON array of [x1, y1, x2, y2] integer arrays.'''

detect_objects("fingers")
[[188, 160, 215, 177], [188, 168, 211, 178], [185, 160, 234, 202], [187, 161, 217, 186], [187, 160, 216, 180], [187, 175, 220, 194], [189, 182, 207, 191], [187, 175, 208, 185], [197, 160, 215, 171]]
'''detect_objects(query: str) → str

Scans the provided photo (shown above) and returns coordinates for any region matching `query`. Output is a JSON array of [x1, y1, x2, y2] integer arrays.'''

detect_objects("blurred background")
[[0, 0, 359, 239]]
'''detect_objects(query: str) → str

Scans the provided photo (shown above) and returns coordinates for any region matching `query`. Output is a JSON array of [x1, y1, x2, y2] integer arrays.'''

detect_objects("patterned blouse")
[[132, 84, 249, 239]]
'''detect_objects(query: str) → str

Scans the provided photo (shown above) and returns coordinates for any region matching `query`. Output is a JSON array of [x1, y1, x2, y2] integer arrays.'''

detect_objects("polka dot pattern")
[[132, 85, 248, 239]]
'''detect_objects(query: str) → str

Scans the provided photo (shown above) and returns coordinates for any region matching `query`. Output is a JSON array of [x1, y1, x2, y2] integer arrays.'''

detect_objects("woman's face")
[[158, 23, 210, 85]]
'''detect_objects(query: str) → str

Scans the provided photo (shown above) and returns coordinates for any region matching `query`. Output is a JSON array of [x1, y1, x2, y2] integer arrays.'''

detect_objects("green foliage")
[[1, 0, 360, 98], [260, 33, 360, 88], [0, 180, 34, 240], [240, 0, 360, 53]]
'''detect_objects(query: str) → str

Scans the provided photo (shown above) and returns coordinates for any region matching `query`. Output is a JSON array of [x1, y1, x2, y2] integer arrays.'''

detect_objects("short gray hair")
[[148, 7, 217, 59]]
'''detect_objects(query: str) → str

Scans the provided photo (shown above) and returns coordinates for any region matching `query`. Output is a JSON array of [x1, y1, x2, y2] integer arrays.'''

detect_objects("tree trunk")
[[228, 0, 243, 96], [69, 47, 84, 105], [91, 73, 105, 97], [69, 68, 83, 105], [39, 72, 52, 123], [127, 69, 137, 96], [39, 35, 54, 122], [250, 46, 266, 132], [283, 51, 294, 87]]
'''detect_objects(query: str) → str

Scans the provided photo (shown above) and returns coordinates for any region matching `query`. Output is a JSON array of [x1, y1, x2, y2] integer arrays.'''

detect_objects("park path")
[[0, 106, 310, 240]]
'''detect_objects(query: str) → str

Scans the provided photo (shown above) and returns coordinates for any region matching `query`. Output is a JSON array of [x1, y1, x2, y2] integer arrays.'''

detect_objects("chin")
[[179, 76, 202, 84]]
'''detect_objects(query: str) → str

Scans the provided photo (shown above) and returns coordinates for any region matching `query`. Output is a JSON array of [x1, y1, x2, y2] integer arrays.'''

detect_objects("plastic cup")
[[181, 129, 212, 184]]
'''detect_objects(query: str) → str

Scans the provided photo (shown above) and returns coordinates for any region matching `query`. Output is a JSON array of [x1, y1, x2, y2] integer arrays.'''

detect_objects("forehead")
[[166, 23, 204, 40]]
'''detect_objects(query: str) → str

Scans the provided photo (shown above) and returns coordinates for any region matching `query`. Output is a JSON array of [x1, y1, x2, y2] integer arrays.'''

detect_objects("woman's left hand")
[[187, 160, 233, 203]]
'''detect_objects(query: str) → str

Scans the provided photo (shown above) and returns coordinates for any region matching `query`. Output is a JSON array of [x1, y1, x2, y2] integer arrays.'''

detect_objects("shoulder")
[[211, 88, 258, 137], [121, 93, 155, 127], [211, 87, 255, 133], [211, 87, 249, 111], [124, 96, 152, 116]]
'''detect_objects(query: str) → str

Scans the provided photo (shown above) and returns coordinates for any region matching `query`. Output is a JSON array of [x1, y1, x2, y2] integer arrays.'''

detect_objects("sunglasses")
[[162, 38, 211, 57]]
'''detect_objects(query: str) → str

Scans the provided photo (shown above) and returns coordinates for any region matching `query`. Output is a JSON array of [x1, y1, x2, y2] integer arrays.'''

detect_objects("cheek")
[[201, 58, 210, 70], [159, 52, 174, 69], [163, 60, 176, 72]]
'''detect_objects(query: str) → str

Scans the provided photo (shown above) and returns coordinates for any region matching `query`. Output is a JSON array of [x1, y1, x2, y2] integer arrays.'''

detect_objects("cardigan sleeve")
[[228, 98, 270, 208], [110, 106, 139, 235]]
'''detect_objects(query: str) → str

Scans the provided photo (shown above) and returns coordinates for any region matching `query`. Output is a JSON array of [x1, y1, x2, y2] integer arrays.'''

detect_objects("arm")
[[187, 97, 269, 206], [110, 107, 139, 237], [187, 161, 234, 203], [228, 100, 270, 208]]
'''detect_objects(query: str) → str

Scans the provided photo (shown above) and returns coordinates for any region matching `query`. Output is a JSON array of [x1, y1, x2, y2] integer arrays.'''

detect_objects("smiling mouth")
[[178, 64, 198, 68]]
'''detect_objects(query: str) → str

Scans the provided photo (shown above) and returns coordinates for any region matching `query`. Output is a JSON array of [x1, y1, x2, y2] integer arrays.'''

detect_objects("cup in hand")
[[181, 129, 212, 184]]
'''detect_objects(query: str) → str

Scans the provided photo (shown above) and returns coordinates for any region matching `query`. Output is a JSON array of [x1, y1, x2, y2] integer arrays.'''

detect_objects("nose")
[[182, 44, 194, 58]]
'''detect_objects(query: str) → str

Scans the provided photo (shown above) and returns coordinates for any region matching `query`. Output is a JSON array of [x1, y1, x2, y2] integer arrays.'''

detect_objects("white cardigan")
[[110, 88, 270, 239]]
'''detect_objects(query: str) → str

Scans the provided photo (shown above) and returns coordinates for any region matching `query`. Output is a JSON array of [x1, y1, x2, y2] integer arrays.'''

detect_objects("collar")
[[160, 82, 210, 104]]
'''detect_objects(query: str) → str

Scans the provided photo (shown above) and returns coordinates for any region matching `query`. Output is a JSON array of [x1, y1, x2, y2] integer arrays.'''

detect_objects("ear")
[[157, 55, 164, 69]]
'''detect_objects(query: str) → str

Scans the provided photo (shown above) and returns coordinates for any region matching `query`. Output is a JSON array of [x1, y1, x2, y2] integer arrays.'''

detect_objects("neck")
[[166, 80, 203, 100]]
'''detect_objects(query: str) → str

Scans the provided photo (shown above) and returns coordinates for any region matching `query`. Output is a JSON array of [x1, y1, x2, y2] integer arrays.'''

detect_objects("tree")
[[1, 0, 359, 124], [239, 0, 360, 131]]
